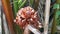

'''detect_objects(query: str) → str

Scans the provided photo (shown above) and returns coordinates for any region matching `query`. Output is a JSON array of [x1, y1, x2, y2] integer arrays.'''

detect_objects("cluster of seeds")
[[14, 6, 41, 29]]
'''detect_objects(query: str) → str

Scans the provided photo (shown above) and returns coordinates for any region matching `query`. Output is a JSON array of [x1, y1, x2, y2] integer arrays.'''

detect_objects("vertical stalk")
[[44, 0, 50, 34], [51, 9, 56, 34], [1, 6, 5, 34], [1, 0, 15, 34], [51, 0, 60, 34]]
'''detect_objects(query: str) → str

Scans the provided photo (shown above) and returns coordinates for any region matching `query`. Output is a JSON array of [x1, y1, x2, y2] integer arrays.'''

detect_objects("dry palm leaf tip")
[[14, 6, 42, 29]]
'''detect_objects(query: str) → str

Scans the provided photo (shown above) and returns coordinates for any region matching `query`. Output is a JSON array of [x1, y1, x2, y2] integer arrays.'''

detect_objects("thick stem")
[[44, 0, 50, 34], [1, 0, 15, 34], [23, 26, 30, 34]]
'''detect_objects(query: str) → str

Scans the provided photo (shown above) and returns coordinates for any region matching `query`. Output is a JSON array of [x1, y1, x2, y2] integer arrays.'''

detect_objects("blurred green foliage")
[[56, 10, 60, 26]]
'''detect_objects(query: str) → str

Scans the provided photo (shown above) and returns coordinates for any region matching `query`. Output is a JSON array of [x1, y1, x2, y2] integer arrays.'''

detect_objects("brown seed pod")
[[15, 6, 42, 29]]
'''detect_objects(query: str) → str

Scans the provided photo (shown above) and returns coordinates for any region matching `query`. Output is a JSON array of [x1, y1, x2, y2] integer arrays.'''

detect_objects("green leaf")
[[18, 0, 22, 8], [13, 0, 19, 17], [19, 0, 27, 8]]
